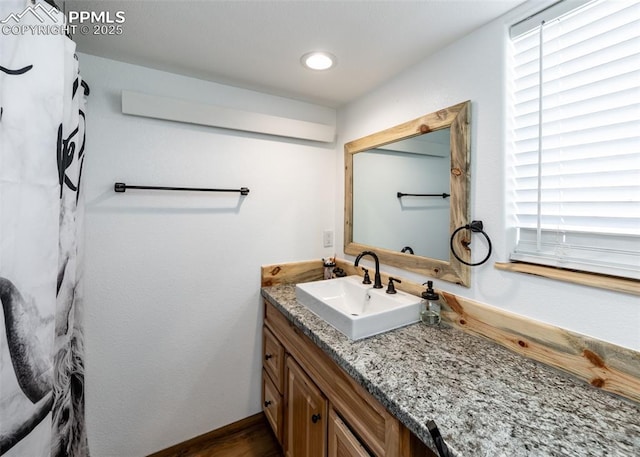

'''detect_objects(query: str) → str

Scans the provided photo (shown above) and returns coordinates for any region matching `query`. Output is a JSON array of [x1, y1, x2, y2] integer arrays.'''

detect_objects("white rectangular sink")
[[295, 275, 421, 340]]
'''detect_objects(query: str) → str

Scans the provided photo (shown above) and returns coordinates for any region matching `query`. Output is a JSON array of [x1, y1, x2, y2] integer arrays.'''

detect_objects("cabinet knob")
[[265, 354, 273, 360], [311, 413, 321, 423], [264, 400, 272, 407]]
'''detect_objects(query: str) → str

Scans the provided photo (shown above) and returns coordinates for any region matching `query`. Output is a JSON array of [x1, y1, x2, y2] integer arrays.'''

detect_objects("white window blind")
[[509, 0, 640, 280]]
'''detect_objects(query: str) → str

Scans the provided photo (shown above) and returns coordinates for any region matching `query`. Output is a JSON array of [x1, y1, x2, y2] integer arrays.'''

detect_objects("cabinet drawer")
[[329, 407, 372, 457], [262, 369, 283, 444], [263, 326, 285, 392]]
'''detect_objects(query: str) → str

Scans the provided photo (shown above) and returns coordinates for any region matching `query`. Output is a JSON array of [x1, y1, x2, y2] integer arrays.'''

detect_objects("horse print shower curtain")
[[1, 1, 89, 455]]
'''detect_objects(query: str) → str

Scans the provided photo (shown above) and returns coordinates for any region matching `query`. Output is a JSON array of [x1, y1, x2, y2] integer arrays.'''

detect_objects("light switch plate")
[[323, 230, 334, 248]]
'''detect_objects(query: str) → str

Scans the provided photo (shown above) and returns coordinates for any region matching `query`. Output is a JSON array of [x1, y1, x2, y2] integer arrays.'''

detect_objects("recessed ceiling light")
[[301, 51, 336, 71]]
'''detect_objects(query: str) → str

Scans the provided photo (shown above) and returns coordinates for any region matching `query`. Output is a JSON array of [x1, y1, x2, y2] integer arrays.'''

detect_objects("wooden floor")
[[148, 413, 283, 457]]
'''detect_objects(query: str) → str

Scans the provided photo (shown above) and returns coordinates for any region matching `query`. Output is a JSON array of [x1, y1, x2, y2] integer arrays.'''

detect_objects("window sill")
[[494, 262, 639, 296]]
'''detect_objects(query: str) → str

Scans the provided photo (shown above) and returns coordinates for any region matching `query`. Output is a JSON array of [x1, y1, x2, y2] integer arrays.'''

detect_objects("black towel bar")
[[397, 192, 450, 198], [114, 182, 250, 195]]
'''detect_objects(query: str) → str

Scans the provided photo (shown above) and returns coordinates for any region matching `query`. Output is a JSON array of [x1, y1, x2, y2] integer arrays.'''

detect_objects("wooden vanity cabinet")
[[262, 300, 435, 457]]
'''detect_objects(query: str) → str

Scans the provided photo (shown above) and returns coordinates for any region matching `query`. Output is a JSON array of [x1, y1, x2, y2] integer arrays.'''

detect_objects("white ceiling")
[[66, 0, 525, 107]]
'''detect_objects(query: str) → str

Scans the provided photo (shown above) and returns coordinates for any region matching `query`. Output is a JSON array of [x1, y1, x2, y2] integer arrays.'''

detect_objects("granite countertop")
[[261, 284, 640, 457]]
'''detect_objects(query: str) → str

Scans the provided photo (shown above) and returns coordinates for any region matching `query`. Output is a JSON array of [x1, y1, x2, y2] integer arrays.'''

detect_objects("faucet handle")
[[361, 268, 372, 284], [386, 277, 401, 294]]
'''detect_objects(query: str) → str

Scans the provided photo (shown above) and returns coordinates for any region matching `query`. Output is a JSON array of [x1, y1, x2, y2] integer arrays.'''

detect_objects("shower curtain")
[[0, 1, 89, 455]]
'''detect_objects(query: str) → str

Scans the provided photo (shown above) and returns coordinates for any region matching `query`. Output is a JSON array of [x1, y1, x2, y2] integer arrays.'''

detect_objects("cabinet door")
[[328, 407, 371, 457], [286, 356, 327, 457]]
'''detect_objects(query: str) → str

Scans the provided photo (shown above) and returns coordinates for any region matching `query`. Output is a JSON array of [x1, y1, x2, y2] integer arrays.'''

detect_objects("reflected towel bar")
[[397, 192, 450, 198], [114, 182, 250, 195]]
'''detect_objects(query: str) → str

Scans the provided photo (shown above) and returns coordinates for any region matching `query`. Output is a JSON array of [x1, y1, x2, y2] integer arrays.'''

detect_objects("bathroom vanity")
[[261, 282, 640, 457], [262, 294, 433, 457]]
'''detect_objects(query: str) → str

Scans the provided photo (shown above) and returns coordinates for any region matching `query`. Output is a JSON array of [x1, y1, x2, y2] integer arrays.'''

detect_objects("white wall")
[[80, 54, 337, 457], [336, 6, 640, 351]]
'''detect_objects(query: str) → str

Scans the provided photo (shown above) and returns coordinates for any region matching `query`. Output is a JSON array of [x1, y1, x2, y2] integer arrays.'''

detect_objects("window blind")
[[509, 0, 640, 279]]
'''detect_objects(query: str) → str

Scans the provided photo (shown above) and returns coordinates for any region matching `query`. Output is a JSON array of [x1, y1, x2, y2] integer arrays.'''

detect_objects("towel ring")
[[450, 220, 492, 266]]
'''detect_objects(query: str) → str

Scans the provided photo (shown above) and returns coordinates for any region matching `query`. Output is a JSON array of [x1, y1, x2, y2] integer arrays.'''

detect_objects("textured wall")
[[79, 54, 336, 456], [336, 5, 639, 351]]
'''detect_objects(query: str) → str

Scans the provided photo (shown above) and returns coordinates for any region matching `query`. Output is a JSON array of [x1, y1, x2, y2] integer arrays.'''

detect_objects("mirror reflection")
[[344, 101, 471, 286], [352, 128, 451, 261]]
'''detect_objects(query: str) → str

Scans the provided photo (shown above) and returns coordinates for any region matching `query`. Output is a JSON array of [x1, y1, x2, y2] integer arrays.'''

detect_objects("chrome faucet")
[[354, 251, 383, 289]]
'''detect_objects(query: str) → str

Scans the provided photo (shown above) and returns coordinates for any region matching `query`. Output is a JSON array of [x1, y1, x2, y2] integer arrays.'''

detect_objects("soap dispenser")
[[420, 281, 441, 326]]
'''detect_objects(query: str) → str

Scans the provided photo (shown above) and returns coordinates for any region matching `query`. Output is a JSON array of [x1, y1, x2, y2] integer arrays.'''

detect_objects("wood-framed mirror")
[[344, 100, 471, 286]]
